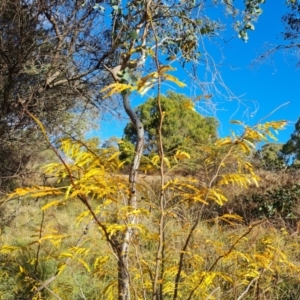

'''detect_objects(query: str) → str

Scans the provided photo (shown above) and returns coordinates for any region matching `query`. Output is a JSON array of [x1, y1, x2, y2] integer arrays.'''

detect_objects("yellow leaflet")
[[27, 111, 51, 144], [65, 185, 73, 199], [176, 182, 200, 192], [128, 45, 144, 55], [71, 246, 90, 255], [215, 137, 232, 147], [251, 175, 259, 187], [107, 151, 122, 162], [199, 271, 217, 287], [122, 208, 150, 217], [227, 250, 250, 263], [208, 188, 227, 205], [100, 83, 135, 98], [182, 100, 195, 111], [244, 128, 266, 142], [163, 74, 186, 87], [19, 265, 25, 274], [136, 73, 157, 95], [94, 256, 110, 269], [219, 174, 251, 188], [103, 282, 117, 300], [158, 65, 175, 73], [237, 141, 251, 154], [41, 199, 66, 211], [59, 252, 74, 258], [266, 131, 278, 141], [263, 120, 287, 130], [163, 178, 178, 189], [10, 186, 63, 198], [42, 162, 61, 172], [76, 153, 92, 167], [220, 214, 243, 222], [151, 155, 160, 166], [107, 224, 127, 236], [146, 47, 155, 57], [136, 66, 185, 95], [217, 214, 243, 225], [57, 263, 66, 275], [163, 157, 171, 168], [174, 150, 191, 160], [243, 138, 256, 149], [78, 258, 91, 272], [40, 234, 67, 241], [162, 281, 175, 295]]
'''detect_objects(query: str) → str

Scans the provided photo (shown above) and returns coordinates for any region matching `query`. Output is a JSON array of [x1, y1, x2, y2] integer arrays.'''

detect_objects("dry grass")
[[1, 168, 300, 299]]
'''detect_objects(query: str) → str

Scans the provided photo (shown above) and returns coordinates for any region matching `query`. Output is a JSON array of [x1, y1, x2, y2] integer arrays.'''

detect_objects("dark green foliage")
[[254, 143, 286, 170], [232, 184, 300, 227], [254, 117, 300, 170], [282, 117, 300, 166], [0, 0, 102, 190], [122, 91, 218, 158], [282, 1, 300, 60]]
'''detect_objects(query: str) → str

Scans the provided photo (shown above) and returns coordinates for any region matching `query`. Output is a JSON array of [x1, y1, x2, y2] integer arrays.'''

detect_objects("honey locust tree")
[[5, 118, 295, 300], [99, 0, 268, 298]]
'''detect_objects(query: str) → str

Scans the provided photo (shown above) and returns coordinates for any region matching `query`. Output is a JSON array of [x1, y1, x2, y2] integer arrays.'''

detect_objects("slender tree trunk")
[[117, 90, 144, 300]]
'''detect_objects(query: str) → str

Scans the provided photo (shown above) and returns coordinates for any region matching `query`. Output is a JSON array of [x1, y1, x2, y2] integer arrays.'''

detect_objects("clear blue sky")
[[97, 1, 299, 145]]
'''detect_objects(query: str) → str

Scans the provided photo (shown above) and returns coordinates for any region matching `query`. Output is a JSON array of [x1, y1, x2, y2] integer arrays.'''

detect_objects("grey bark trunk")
[[118, 90, 144, 300]]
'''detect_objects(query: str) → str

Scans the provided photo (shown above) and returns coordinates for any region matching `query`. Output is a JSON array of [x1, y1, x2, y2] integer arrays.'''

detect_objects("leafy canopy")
[[122, 91, 218, 156], [282, 116, 300, 166]]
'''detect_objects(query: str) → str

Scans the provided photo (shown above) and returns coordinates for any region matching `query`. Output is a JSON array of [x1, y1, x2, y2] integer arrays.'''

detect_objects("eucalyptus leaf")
[[129, 30, 139, 39], [122, 72, 131, 82]]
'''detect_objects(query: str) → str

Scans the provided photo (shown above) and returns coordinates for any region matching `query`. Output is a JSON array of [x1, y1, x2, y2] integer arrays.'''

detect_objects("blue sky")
[[97, 1, 299, 145]]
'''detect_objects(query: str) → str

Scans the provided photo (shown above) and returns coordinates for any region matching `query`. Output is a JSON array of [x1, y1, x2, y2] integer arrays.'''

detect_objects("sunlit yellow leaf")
[[182, 100, 195, 111], [163, 73, 186, 87], [40, 234, 67, 241], [103, 282, 117, 300], [57, 263, 66, 275], [9, 186, 63, 199], [163, 157, 171, 168], [78, 258, 91, 272], [59, 252, 74, 258], [174, 150, 191, 160], [41, 200, 66, 210], [94, 256, 110, 269], [207, 188, 227, 205], [217, 214, 243, 225], [237, 141, 252, 154], [100, 82, 136, 98], [215, 137, 232, 147]]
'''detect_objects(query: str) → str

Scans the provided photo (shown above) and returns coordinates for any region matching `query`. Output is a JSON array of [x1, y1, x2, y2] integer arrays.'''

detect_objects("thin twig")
[[34, 210, 45, 274], [186, 220, 266, 300]]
